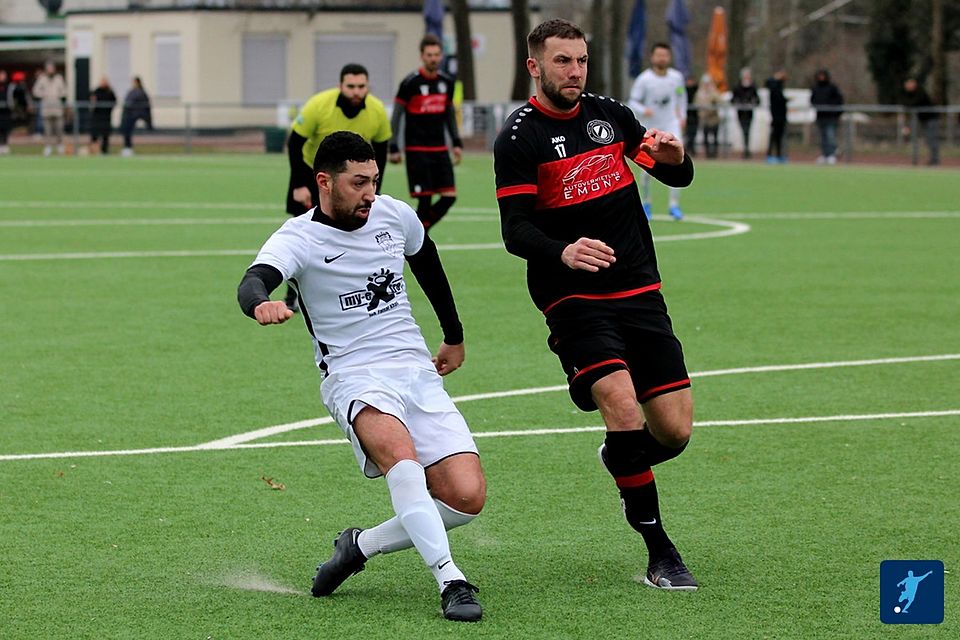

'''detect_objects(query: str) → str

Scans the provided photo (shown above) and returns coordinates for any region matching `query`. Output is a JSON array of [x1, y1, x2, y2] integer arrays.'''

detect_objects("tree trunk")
[[586, 0, 608, 95], [931, 0, 946, 104], [727, 0, 748, 83], [510, 0, 531, 101], [609, 0, 626, 99], [450, 0, 477, 100]]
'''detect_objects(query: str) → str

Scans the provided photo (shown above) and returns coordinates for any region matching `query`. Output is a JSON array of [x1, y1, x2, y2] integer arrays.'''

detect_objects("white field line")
[[657, 216, 750, 240], [716, 211, 960, 220], [0, 218, 748, 261], [0, 218, 283, 227], [2, 410, 957, 462], [2, 353, 958, 462], [198, 352, 960, 448], [0, 216, 497, 227]]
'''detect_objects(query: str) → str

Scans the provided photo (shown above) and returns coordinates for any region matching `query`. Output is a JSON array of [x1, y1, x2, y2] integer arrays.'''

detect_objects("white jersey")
[[251, 194, 433, 375], [628, 68, 686, 136]]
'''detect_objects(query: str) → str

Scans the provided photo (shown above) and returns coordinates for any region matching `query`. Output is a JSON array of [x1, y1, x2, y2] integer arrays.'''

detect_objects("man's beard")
[[542, 75, 582, 110], [330, 190, 370, 231]]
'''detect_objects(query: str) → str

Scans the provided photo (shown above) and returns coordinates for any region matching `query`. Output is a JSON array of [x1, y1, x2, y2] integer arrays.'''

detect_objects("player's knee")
[[432, 474, 486, 515], [596, 389, 644, 429]]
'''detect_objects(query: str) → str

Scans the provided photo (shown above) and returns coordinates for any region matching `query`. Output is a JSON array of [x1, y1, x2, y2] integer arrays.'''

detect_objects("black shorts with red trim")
[[545, 289, 690, 412], [405, 149, 455, 197]]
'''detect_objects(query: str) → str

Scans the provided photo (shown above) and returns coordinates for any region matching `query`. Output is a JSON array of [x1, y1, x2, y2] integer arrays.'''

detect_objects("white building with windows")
[[63, 1, 528, 128]]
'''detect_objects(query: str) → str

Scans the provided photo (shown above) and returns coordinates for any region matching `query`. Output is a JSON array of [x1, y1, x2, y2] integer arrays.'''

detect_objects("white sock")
[[383, 460, 466, 589], [358, 499, 477, 557], [669, 187, 680, 208]]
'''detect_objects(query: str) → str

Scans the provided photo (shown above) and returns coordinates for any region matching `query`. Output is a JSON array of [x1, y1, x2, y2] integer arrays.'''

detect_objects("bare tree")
[[931, 0, 946, 104], [510, 0, 531, 100], [727, 0, 748, 82], [586, 0, 608, 95], [450, 0, 477, 100], [609, 0, 626, 99]]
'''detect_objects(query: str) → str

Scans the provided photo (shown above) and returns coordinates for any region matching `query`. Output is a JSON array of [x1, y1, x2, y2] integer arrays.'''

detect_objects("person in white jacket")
[[628, 43, 687, 220], [32, 61, 66, 156]]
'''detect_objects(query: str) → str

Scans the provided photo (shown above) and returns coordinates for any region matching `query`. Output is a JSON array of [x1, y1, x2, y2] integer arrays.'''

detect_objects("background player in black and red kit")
[[494, 19, 700, 591], [390, 34, 463, 231]]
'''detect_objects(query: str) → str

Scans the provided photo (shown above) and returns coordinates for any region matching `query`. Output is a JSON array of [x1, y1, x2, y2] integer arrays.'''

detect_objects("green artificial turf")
[[1, 154, 957, 638]]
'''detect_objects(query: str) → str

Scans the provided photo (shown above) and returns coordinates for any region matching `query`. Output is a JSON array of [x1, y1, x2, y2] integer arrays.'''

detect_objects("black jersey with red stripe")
[[494, 93, 693, 312], [394, 69, 457, 150]]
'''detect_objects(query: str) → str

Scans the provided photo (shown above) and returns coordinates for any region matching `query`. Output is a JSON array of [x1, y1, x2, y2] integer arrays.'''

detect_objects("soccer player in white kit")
[[238, 131, 484, 622], [628, 42, 687, 221]]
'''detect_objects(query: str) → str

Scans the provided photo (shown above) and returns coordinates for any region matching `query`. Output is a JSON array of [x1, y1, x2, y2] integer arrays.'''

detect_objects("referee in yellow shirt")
[[284, 63, 392, 310], [286, 63, 392, 215]]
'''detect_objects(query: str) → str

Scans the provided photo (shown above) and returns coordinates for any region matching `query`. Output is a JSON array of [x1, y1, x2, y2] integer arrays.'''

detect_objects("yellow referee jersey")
[[291, 88, 392, 167]]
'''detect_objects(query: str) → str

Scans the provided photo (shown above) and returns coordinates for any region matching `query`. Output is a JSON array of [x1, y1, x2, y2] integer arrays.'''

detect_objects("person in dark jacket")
[[0, 70, 11, 154], [901, 77, 939, 165], [684, 75, 699, 156], [89, 77, 117, 155], [120, 76, 152, 156], [810, 69, 843, 164], [731, 67, 760, 158], [765, 69, 789, 163]]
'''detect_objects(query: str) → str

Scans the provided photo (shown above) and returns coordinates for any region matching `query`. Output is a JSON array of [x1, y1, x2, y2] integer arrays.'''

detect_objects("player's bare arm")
[[433, 341, 465, 376], [452, 147, 462, 165], [561, 237, 616, 272], [641, 128, 685, 165]]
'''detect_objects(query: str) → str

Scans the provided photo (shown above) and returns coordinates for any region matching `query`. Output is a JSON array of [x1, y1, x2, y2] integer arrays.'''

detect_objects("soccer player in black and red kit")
[[494, 19, 699, 591], [390, 34, 463, 231]]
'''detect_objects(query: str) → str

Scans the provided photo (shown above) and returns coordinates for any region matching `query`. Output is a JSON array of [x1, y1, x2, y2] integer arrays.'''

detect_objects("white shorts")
[[321, 365, 478, 478]]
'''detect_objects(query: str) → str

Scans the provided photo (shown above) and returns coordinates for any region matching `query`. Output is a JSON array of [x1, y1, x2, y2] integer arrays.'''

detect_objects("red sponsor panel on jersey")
[[406, 94, 448, 115], [535, 142, 635, 210]]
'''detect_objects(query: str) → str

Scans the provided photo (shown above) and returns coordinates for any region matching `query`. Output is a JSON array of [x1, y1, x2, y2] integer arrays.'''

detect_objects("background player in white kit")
[[628, 43, 687, 221], [237, 131, 485, 622]]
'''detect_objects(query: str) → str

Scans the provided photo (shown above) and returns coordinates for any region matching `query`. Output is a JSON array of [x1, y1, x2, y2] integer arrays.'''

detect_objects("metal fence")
[[7, 100, 959, 166]]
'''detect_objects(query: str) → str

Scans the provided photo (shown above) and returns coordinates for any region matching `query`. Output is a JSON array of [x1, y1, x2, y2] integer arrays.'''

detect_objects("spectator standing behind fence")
[[9, 71, 31, 130], [811, 69, 843, 165], [0, 70, 11, 155], [731, 67, 759, 159], [901, 78, 939, 166], [32, 61, 67, 156], [89, 77, 116, 155], [694, 73, 722, 159], [765, 70, 789, 164], [683, 75, 699, 156], [120, 77, 152, 157]]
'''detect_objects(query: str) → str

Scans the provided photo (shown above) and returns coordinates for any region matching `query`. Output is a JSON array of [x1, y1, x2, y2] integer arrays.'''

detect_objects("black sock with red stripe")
[[603, 430, 674, 559]]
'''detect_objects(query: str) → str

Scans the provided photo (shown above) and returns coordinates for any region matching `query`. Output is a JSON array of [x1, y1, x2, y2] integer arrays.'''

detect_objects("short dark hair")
[[527, 19, 586, 60], [650, 42, 671, 54], [420, 33, 442, 53], [339, 63, 369, 82], [313, 131, 376, 176]]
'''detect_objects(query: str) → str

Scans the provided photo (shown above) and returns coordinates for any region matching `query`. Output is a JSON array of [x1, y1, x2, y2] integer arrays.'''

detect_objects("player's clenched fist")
[[561, 237, 616, 272], [254, 300, 294, 325]]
